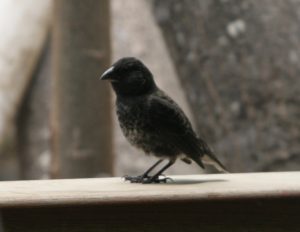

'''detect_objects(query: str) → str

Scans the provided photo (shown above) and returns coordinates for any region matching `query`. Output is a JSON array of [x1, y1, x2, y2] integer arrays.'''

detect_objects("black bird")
[[100, 57, 228, 183]]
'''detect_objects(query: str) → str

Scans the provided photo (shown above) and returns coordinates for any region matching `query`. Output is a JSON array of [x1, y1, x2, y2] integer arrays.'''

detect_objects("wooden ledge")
[[0, 172, 300, 208], [1, 172, 300, 231]]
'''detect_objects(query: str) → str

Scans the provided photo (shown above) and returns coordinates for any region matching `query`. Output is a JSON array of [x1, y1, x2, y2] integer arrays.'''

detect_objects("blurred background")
[[0, 0, 299, 181]]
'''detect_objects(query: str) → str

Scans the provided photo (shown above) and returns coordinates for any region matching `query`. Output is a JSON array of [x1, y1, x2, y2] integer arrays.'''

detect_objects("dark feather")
[[148, 93, 206, 168]]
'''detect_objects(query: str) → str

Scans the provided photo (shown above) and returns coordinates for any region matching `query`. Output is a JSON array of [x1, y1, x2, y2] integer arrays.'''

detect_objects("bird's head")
[[100, 57, 157, 96]]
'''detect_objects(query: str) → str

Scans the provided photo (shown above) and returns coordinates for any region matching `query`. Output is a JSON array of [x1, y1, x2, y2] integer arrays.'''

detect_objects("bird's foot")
[[123, 174, 150, 183], [123, 174, 173, 184], [143, 175, 173, 184]]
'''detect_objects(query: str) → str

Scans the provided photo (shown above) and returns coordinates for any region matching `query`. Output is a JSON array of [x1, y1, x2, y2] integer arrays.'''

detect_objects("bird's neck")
[[112, 81, 157, 98]]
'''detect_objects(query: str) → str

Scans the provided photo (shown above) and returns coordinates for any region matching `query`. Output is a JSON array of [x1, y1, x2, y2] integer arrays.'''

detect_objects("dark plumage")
[[100, 57, 228, 183]]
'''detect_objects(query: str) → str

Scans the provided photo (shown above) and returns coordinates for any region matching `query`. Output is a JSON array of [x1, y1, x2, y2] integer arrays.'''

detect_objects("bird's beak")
[[100, 66, 114, 80]]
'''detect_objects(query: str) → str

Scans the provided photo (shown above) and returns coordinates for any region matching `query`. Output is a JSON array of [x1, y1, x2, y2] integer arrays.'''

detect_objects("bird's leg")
[[124, 159, 164, 183], [142, 159, 164, 177], [143, 160, 175, 184]]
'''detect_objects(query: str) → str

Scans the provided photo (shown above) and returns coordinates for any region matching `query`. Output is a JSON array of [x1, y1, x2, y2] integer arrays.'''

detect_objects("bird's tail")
[[196, 138, 229, 173], [202, 153, 229, 173]]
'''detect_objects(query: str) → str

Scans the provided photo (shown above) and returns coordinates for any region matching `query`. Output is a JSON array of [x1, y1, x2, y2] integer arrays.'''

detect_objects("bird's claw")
[[142, 176, 174, 184], [123, 174, 173, 184], [123, 175, 149, 183]]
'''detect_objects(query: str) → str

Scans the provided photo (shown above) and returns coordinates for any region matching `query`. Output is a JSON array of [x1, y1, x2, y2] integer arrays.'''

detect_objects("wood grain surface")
[[0, 172, 300, 208]]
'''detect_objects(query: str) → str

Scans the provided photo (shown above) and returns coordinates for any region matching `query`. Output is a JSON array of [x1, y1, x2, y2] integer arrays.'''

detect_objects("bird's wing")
[[148, 94, 206, 168]]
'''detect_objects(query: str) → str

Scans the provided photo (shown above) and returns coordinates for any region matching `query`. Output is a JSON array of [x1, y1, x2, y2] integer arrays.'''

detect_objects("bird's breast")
[[116, 98, 179, 157], [116, 100, 149, 146]]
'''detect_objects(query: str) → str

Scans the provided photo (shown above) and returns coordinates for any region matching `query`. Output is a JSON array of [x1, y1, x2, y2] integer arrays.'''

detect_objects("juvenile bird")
[[100, 57, 228, 183]]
